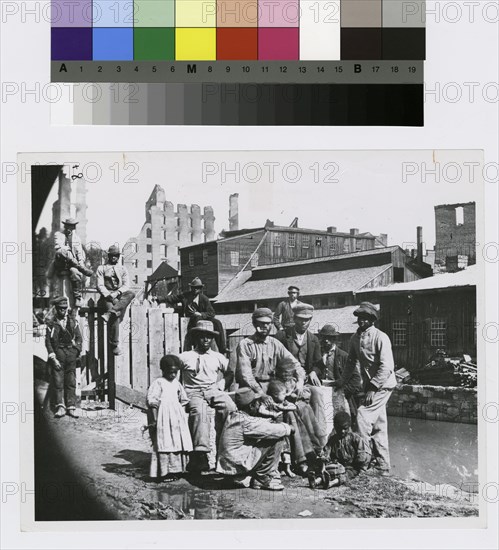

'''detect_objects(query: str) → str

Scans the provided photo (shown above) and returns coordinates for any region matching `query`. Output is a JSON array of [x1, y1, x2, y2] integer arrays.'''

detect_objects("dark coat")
[[162, 291, 215, 320], [274, 328, 322, 374], [45, 316, 82, 356], [313, 346, 362, 395]]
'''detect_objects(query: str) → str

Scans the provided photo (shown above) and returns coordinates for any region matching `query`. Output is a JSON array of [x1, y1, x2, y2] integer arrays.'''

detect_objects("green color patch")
[[134, 28, 175, 61]]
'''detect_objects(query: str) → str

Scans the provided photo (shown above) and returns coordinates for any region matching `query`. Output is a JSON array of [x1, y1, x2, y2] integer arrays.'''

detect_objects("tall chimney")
[[417, 226, 423, 263], [229, 193, 239, 231]]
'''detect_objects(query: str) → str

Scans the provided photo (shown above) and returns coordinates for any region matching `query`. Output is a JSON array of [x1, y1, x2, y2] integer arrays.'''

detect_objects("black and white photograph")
[[19, 150, 487, 526]]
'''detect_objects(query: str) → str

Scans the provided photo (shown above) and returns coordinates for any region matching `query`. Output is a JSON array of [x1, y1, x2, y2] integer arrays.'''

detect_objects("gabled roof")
[[215, 264, 392, 303], [146, 261, 178, 282], [371, 265, 477, 294]]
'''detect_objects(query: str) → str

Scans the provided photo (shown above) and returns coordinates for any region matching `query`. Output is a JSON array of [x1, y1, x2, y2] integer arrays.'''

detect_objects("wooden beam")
[[115, 384, 147, 411]]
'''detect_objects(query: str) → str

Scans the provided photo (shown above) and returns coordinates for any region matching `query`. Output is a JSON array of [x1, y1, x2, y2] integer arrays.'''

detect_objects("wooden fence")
[[79, 300, 187, 409]]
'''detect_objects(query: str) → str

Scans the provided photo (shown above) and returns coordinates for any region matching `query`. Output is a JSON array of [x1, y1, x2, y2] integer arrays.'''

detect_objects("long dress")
[[146, 377, 193, 477]]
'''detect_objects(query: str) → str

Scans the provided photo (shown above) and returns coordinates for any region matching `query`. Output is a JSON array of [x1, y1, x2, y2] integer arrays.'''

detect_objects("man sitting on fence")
[[179, 320, 234, 474], [96, 245, 136, 356]]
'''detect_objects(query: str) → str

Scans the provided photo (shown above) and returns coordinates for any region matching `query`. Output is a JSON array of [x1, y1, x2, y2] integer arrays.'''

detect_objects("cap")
[[189, 277, 203, 288], [252, 307, 273, 323], [288, 285, 300, 293], [318, 324, 339, 338], [188, 320, 219, 337], [52, 296, 69, 307], [62, 218, 78, 227], [294, 303, 314, 319], [107, 245, 121, 256], [353, 302, 379, 321], [235, 387, 257, 408]]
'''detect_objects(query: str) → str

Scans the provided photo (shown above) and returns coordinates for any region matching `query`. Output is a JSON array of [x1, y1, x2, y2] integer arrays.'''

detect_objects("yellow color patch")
[[176, 28, 216, 60]]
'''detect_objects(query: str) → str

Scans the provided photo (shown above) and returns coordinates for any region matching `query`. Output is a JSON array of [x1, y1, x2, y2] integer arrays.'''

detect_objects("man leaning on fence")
[[96, 245, 136, 356], [45, 296, 82, 418]]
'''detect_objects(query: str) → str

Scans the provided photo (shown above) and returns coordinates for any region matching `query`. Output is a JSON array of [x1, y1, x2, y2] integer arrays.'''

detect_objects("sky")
[[35, 150, 482, 252]]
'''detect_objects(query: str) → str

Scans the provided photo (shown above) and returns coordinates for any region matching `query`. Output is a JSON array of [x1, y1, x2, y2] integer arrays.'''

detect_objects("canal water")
[[388, 415, 478, 490]]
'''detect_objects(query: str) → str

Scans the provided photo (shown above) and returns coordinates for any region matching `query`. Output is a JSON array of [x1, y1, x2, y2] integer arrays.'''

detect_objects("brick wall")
[[434, 202, 476, 265], [387, 384, 477, 424]]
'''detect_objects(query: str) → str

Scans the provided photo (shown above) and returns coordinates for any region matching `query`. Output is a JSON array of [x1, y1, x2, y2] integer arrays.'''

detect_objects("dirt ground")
[[35, 400, 479, 521]]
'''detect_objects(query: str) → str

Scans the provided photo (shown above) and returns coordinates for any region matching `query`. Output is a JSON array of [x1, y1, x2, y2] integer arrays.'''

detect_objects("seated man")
[[179, 320, 234, 474], [96, 245, 136, 356], [47, 218, 93, 308], [161, 277, 227, 354], [217, 388, 293, 491]]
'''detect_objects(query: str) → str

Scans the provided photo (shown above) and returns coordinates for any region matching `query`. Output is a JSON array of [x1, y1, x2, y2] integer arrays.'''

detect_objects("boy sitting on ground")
[[323, 411, 372, 487]]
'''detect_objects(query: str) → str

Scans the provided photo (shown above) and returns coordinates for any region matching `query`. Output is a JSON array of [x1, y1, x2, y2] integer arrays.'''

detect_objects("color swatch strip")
[[51, 1, 426, 61], [51, 82, 424, 126]]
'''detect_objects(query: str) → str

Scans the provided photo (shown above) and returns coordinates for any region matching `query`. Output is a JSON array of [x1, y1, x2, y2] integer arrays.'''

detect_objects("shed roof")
[[215, 264, 392, 303], [146, 261, 178, 282], [370, 265, 477, 294]]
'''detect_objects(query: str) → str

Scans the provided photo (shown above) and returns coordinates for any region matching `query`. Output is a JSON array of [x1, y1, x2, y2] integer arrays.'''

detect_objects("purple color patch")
[[52, 27, 92, 60], [51, 1, 93, 27], [258, 28, 299, 60]]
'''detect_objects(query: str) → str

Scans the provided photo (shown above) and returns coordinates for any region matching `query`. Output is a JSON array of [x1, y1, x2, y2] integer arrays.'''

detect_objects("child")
[[324, 411, 371, 487], [265, 379, 298, 477], [146, 355, 193, 481]]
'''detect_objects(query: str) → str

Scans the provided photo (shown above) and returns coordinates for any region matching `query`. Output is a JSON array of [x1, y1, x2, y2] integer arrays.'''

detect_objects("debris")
[[298, 510, 313, 517]]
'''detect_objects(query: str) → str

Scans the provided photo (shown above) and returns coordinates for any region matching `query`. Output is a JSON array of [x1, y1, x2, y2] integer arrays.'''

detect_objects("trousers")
[[98, 291, 136, 346], [356, 389, 393, 470], [52, 347, 78, 409], [251, 438, 286, 485]]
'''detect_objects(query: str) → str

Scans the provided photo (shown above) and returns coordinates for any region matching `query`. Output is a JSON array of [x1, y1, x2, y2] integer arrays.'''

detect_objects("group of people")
[[145, 294, 397, 492]]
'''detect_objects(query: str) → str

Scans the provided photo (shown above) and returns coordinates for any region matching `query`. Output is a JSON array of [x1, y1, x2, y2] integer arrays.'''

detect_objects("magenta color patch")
[[258, 28, 299, 60], [258, 0, 299, 27]]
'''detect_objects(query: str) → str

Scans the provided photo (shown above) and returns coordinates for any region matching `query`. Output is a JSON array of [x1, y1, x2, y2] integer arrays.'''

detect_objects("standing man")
[[236, 308, 306, 401], [179, 320, 234, 474], [273, 285, 303, 330], [217, 388, 293, 491], [274, 304, 327, 439], [314, 324, 363, 426], [96, 245, 136, 356], [161, 277, 226, 353], [45, 296, 82, 418], [48, 218, 93, 308], [337, 302, 396, 475]]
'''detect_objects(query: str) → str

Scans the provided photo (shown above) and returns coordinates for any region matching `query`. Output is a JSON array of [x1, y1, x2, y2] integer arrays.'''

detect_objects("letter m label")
[[187, 64, 197, 74]]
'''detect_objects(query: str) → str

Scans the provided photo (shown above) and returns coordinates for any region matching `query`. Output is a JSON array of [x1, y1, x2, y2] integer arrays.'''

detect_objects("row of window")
[[392, 319, 449, 347], [125, 244, 179, 260], [145, 227, 197, 241], [272, 233, 362, 253]]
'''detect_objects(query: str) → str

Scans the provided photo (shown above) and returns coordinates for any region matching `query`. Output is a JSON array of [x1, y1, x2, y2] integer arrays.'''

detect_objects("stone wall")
[[387, 384, 477, 424]]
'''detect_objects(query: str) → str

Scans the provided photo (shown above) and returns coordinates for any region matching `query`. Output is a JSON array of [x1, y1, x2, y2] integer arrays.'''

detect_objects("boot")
[[54, 406, 65, 418]]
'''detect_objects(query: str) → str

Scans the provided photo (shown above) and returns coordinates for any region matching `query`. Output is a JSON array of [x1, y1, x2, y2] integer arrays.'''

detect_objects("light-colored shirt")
[[344, 326, 397, 391], [236, 334, 305, 394], [96, 263, 130, 297], [179, 349, 229, 393], [53, 231, 85, 265]]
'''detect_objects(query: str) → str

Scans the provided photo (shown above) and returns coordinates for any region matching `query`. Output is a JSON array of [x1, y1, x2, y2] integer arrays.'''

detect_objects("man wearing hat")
[[48, 218, 93, 308], [216, 387, 293, 491], [273, 285, 303, 330], [160, 277, 226, 353], [45, 296, 83, 418], [179, 320, 234, 474], [275, 304, 327, 439], [313, 324, 363, 425], [96, 245, 136, 355], [236, 308, 306, 401], [336, 302, 396, 475]]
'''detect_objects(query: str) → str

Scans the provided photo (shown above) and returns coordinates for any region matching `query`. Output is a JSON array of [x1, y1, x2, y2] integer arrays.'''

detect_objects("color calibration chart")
[[51, 1, 426, 125]]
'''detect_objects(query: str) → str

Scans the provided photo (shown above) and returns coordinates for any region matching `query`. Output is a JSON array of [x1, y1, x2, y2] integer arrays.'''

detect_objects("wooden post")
[[148, 308, 165, 383], [130, 303, 149, 393], [107, 341, 116, 409]]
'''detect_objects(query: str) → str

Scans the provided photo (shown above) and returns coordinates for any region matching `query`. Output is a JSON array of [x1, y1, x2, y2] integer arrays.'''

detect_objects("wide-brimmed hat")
[[294, 303, 314, 319], [353, 302, 379, 321], [235, 387, 257, 408], [252, 307, 273, 323], [318, 324, 339, 338], [189, 277, 204, 288], [107, 245, 121, 256], [188, 320, 219, 337], [62, 218, 78, 227]]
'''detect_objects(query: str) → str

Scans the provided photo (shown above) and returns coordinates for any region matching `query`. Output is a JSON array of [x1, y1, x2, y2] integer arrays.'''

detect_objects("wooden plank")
[[164, 312, 180, 355], [115, 384, 147, 411], [107, 340, 116, 409], [116, 307, 131, 387], [130, 303, 149, 393], [148, 308, 165, 383], [179, 316, 190, 352], [97, 312, 106, 401]]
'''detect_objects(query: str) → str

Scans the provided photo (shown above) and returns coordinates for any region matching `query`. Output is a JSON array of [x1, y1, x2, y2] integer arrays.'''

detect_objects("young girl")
[[146, 355, 193, 481]]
